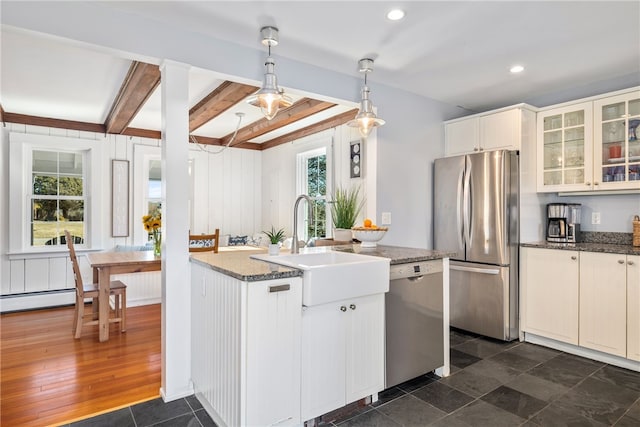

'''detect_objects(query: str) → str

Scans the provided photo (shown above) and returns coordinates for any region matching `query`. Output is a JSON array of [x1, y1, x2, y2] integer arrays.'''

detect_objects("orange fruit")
[[363, 218, 372, 228]]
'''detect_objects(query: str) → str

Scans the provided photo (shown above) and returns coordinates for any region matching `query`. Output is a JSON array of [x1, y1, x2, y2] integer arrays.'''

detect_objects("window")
[[9, 132, 103, 253], [297, 148, 328, 238], [147, 159, 162, 214], [31, 150, 85, 246]]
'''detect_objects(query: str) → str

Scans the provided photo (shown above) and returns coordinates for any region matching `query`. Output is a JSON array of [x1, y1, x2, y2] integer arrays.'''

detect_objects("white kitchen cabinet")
[[521, 247, 579, 344], [579, 252, 627, 357], [445, 116, 479, 156], [593, 90, 640, 191], [627, 255, 640, 361], [536, 102, 593, 192], [536, 87, 640, 193], [445, 105, 535, 157], [191, 262, 303, 427], [301, 293, 385, 421]]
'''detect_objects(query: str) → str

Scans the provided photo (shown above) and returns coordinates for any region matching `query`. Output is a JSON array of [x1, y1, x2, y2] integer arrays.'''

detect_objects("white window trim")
[[134, 144, 160, 245], [296, 146, 331, 239], [133, 144, 195, 245], [8, 132, 105, 255]]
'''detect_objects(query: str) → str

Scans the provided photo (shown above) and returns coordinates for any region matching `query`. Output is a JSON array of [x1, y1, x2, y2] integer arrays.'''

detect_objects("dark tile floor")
[[67, 329, 640, 427]]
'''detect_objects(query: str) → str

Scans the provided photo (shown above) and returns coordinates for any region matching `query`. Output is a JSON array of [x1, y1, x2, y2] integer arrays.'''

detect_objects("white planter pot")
[[333, 228, 353, 242], [268, 243, 280, 256]]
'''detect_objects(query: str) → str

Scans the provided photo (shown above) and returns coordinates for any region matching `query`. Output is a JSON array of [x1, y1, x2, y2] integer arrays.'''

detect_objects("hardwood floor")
[[1, 304, 161, 427]]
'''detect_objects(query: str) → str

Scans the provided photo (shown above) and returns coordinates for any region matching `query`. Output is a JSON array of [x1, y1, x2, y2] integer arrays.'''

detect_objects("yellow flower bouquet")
[[142, 213, 162, 256]]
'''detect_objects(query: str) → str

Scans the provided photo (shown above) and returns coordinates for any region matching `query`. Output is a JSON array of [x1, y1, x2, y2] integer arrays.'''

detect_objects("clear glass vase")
[[153, 232, 161, 256]]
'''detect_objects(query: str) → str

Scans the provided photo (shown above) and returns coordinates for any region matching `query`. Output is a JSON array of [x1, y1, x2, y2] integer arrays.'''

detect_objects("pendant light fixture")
[[246, 26, 292, 120], [347, 58, 385, 138]]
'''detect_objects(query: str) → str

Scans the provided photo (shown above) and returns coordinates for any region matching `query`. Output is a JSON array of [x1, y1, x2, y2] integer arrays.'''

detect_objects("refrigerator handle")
[[456, 169, 465, 250], [463, 161, 472, 247]]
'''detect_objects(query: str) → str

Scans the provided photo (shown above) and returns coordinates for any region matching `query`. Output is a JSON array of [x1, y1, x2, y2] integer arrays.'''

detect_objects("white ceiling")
[[2, 1, 639, 140]]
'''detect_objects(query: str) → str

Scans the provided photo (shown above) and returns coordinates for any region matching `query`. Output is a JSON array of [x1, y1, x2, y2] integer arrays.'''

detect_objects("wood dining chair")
[[64, 230, 127, 339], [188, 228, 220, 253]]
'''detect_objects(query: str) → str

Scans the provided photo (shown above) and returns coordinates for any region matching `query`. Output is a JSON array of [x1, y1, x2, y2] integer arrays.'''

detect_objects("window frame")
[[296, 146, 330, 239], [9, 132, 104, 254]]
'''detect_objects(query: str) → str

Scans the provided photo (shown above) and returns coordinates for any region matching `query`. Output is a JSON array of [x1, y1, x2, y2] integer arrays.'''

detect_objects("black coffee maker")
[[546, 203, 581, 243]]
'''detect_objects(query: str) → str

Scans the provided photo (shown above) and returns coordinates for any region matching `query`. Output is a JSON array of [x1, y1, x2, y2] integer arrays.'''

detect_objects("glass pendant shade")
[[347, 85, 385, 138]]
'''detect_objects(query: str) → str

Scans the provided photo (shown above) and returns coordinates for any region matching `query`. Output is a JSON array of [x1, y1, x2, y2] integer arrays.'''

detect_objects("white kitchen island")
[[190, 245, 452, 427]]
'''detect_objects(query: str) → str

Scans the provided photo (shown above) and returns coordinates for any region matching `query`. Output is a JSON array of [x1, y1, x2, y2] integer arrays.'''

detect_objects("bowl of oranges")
[[352, 219, 388, 248]]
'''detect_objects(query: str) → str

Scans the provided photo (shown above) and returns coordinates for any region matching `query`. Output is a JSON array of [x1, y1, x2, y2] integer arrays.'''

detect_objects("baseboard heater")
[[0, 289, 75, 313]]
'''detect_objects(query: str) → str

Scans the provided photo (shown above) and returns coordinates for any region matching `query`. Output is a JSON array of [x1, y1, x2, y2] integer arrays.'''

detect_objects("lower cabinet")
[[522, 248, 579, 344], [522, 248, 639, 361], [579, 252, 627, 357], [191, 263, 303, 426], [628, 255, 640, 361], [301, 294, 385, 421]]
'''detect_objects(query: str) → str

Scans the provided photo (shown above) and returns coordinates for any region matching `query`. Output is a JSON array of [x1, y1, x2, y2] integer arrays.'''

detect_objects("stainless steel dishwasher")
[[386, 259, 444, 388]]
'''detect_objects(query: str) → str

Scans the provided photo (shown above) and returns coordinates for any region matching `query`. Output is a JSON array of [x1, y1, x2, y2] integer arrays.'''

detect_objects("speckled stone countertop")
[[331, 244, 456, 265], [521, 241, 640, 256], [190, 244, 454, 281], [190, 249, 303, 282]]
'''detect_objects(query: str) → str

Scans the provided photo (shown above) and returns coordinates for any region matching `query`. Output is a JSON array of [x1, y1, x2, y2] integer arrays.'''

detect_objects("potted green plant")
[[331, 185, 364, 242], [263, 226, 286, 255]]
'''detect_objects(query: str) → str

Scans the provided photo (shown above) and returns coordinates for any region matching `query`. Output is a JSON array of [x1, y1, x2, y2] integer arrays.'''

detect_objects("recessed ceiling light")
[[387, 9, 405, 21], [510, 65, 524, 73]]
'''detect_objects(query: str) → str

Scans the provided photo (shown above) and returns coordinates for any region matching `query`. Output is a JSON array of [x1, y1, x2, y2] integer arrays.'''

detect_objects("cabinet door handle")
[[340, 306, 347, 312], [350, 304, 356, 310], [473, 148, 479, 152], [269, 284, 290, 293], [618, 259, 625, 264], [594, 182, 599, 186], [585, 182, 591, 186], [629, 260, 635, 266], [571, 256, 577, 260]]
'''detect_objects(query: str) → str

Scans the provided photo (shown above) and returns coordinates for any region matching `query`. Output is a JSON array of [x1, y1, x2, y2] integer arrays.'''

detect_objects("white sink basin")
[[251, 250, 390, 306]]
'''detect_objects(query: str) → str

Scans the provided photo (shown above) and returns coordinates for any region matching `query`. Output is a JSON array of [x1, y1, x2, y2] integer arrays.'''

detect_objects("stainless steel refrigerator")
[[434, 150, 519, 341]]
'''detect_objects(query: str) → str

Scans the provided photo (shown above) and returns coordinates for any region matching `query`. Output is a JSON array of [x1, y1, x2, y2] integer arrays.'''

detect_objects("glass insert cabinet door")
[[594, 91, 640, 189], [537, 102, 593, 192]]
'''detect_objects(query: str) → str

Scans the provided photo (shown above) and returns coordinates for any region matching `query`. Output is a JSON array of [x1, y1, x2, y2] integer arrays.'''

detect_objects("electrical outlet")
[[381, 212, 392, 225], [592, 212, 601, 225]]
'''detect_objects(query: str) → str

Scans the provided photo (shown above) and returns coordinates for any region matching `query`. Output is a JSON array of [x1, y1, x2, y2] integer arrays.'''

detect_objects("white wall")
[[375, 87, 460, 249], [260, 124, 374, 238], [0, 123, 262, 298]]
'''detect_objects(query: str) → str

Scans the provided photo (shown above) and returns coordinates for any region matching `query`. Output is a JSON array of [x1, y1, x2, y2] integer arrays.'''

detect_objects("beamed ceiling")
[[0, 58, 356, 151], [2, 1, 639, 146]]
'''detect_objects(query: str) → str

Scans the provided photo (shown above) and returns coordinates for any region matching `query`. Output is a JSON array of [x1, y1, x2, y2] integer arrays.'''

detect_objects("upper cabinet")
[[537, 102, 593, 192], [593, 91, 640, 190], [537, 87, 640, 193], [445, 105, 536, 157]]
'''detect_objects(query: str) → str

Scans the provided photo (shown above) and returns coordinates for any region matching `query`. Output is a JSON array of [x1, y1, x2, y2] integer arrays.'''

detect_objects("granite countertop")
[[331, 244, 456, 264], [521, 241, 640, 256], [190, 244, 454, 281], [190, 249, 304, 282]]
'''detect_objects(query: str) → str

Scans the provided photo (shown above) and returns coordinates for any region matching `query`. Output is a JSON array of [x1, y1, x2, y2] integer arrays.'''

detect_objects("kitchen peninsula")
[[190, 245, 452, 427]]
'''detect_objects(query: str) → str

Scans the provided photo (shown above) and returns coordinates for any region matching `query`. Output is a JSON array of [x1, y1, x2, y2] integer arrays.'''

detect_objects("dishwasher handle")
[[450, 265, 500, 275], [407, 275, 425, 282]]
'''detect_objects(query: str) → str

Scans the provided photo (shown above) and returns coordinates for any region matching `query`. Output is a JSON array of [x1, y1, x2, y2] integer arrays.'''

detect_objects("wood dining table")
[[85, 251, 161, 342]]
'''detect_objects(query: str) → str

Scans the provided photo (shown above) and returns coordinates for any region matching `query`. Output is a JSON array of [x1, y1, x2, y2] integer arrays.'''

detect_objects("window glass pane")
[[32, 150, 58, 173], [59, 176, 83, 196], [33, 174, 58, 195], [148, 201, 162, 218], [59, 152, 83, 175], [32, 199, 58, 246], [148, 160, 162, 198], [60, 200, 84, 222]]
